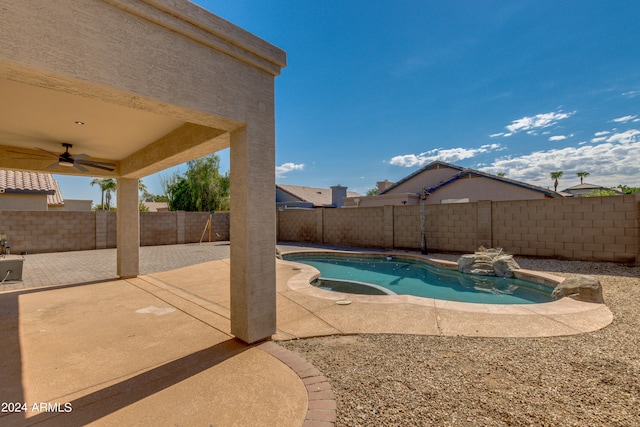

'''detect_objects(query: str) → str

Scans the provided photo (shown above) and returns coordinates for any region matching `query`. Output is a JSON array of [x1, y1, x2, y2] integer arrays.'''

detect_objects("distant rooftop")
[[0, 169, 63, 206], [277, 184, 361, 207]]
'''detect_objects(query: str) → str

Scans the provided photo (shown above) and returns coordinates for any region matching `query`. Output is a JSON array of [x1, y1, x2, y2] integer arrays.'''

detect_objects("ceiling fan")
[[9, 143, 116, 173]]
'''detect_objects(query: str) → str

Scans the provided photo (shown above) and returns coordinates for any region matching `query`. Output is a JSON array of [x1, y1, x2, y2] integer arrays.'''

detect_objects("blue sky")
[[57, 0, 640, 204]]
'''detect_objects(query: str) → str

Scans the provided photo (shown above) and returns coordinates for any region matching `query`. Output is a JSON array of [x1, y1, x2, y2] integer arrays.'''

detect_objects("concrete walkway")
[[0, 242, 613, 426], [0, 243, 332, 426]]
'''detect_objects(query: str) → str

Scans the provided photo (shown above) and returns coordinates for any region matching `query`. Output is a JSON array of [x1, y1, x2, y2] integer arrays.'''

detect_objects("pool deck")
[[0, 242, 613, 426], [276, 245, 613, 338]]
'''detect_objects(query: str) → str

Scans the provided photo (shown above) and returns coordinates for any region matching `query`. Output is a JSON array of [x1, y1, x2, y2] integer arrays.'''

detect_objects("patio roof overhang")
[[0, 0, 286, 343]]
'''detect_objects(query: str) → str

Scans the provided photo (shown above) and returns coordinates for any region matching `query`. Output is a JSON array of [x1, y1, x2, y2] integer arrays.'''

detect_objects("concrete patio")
[[0, 243, 613, 425]]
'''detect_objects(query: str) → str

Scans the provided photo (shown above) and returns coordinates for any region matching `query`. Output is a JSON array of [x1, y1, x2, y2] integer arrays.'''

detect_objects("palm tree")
[[103, 178, 116, 210], [577, 171, 590, 184], [90, 178, 117, 210], [550, 171, 563, 192]]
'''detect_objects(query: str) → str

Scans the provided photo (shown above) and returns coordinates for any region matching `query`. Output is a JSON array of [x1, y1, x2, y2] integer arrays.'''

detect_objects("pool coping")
[[277, 248, 614, 335]]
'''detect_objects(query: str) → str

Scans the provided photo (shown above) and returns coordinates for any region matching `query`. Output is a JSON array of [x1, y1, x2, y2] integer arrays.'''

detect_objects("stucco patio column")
[[116, 178, 140, 279], [230, 117, 276, 343]]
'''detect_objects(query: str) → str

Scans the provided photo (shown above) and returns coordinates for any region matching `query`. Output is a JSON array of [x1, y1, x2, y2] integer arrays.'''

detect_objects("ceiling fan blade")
[[72, 153, 89, 160], [74, 163, 89, 173], [47, 162, 59, 169], [76, 159, 116, 166], [75, 160, 115, 172], [36, 147, 60, 157], [7, 150, 54, 159]]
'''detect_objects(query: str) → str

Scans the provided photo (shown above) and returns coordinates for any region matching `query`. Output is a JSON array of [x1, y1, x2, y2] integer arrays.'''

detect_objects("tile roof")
[[48, 178, 64, 206], [0, 169, 64, 205]]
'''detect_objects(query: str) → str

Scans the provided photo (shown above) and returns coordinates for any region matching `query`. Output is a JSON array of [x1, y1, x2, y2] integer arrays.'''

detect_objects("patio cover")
[[0, 0, 286, 343]]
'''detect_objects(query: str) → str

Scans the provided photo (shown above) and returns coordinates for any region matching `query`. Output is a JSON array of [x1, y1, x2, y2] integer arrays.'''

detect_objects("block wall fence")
[[0, 211, 229, 254], [2, 195, 638, 265], [277, 194, 640, 265]]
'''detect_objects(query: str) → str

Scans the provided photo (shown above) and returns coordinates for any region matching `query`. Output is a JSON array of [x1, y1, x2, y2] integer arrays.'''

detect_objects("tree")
[[91, 178, 116, 210], [161, 154, 230, 211], [576, 171, 590, 184], [550, 171, 563, 192], [583, 189, 618, 197], [366, 187, 379, 196], [617, 185, 640, 195]]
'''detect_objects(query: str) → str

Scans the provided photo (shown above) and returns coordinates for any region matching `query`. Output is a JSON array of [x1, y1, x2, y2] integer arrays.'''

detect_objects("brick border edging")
[[256, 341, 337, 427]]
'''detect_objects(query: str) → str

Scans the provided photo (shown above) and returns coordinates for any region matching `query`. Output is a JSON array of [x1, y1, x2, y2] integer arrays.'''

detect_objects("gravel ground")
[[281, 255, 640, 426]]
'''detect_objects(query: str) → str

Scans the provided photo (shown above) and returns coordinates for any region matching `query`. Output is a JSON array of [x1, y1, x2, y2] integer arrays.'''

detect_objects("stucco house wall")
[[425, 174, 553, 204], [0, 193, 49, 211], [346, 161, 558, 207]]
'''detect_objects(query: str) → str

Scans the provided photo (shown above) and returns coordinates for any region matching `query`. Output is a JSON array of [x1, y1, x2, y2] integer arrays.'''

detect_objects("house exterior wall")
[[278, 194, 640, 264], [425, 175, 550, 203], [0, 194, 48, 211], [49, 199, 93, 211], [343, 193, 420, 207], [389, 165, 458, 194], [276, 188, 301, 204]]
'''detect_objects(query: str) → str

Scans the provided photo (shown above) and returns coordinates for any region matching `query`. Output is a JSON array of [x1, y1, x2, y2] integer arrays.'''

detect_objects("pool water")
[[284, 253, 554, 304]]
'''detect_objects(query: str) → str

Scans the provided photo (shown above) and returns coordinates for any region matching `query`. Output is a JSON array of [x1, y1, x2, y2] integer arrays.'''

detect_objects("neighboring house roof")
[[562, 182, 623, 196], [48, 178, 64, 206], [0, 169, 64, 206], [143, 202, 169, 212], [277, 184, 360, 207], [380, 160, 560, 198], [563, 183, 605, 191]]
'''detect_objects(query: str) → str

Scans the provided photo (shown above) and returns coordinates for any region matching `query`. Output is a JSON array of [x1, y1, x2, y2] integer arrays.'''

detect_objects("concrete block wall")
[[323, 207, 386, 248], [276, 194, 639, 264], [0, 210, 231, 254], [140, 212, 178, 246], [0, 210, 96, 254], [184, 212, 230, 242], [492, 195, 638, 263], [393, 205, 421, 248], [427, 203, 478, 253], [277, 209, 322, 243]]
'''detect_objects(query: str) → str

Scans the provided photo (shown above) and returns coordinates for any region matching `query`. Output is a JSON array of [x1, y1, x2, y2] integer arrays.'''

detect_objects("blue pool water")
[[284, 253, 554, 304]]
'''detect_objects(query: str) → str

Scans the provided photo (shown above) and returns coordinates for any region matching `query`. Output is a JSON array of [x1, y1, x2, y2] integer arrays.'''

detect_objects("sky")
[[56, 0, 640, 205]]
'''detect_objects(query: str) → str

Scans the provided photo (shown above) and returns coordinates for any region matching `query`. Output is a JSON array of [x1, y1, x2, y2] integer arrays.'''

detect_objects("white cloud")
[[491, 110, 576, 137], [482, 129, 640, 187], [594, 131, 610, 137], [390, 143, 504, 168], [622, 90, 640, 98], [549, 135, 567, 141], [275, 162, 304, 178], [612, 115, 638, 123]]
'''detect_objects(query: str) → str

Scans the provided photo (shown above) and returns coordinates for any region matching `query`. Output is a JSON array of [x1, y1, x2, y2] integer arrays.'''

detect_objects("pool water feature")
[[284, 253, 555, 304]]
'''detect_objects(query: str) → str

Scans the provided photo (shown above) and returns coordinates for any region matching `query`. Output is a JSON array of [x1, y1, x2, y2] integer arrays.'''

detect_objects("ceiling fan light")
[[59, 160, 74, 167]]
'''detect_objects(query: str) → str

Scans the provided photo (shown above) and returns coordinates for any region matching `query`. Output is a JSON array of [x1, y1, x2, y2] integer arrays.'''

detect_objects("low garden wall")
[[277, 194, 640, 265]]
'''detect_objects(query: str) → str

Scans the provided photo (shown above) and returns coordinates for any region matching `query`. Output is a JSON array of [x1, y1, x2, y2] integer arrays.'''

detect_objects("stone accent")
[[552, 276, 605, 303], [493, 255, 521, 278], [457, 249, 521, 277]]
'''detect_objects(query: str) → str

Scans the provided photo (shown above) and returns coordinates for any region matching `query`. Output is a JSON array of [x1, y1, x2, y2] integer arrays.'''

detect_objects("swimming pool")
[[283, 252, 555, 304]]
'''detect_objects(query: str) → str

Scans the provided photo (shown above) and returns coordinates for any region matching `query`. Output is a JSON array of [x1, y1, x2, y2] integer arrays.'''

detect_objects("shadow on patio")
[[0, 274, 308, 426]]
